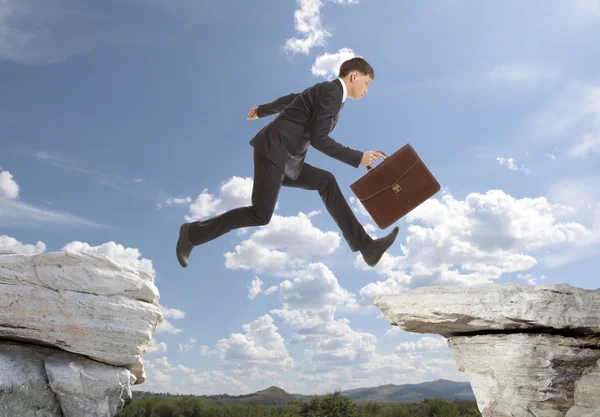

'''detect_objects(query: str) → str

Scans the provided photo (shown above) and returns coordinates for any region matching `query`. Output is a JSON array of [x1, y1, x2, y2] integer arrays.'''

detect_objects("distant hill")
[[340, 379, 475, 403], [132, 379, 475, 405], [133, 385, 297, 406]]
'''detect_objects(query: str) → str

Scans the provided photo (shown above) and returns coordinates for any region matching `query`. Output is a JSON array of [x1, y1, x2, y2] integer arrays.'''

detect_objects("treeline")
[[116, 391, 482, 417]]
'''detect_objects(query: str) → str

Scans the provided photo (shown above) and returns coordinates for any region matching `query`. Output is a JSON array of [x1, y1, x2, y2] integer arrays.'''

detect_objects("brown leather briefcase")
[[349, 144, 441, 229]]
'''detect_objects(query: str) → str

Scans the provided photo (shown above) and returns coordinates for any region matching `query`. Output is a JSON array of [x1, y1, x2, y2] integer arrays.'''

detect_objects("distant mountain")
[[340, 379, 475, 403], [133, 385, 297, 406], [133, 379, 475, 405]]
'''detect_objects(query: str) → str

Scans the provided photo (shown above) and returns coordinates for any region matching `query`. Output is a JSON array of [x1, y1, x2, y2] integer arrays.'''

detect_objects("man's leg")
[[187, 149, 285, 246], [282, 163, 372, 252]]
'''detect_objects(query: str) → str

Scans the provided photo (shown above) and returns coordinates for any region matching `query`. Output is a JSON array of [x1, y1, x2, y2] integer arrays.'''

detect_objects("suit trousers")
[[188, 149, 373, 252]]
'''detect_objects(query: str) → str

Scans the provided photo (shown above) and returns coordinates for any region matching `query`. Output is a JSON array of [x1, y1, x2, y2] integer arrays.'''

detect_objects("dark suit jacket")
[[249, 78, 363, 180]]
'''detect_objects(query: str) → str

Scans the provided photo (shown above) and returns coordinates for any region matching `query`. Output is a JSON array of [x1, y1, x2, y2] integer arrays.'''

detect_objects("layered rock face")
[[0, 251, 164, 417], [374, 283, 600, 417]]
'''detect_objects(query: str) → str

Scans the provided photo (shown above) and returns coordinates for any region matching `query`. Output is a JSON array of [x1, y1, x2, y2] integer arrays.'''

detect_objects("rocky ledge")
[[0, 251, 164, 417], [375, 283, 600, 417]]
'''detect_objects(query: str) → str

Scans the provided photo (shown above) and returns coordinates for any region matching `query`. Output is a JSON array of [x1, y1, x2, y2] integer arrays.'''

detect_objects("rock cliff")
[[375, 283, 600, 417], [0, 251, 164, 417]]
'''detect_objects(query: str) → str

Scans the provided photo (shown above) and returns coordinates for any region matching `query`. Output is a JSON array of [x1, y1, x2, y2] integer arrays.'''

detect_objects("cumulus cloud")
[[179, 337, 197, 352], [393, 336, 449, 353], [185, 176, 279, 222], [0, 235, 45, 255], [311, 47, 358, 80], [0, 170, 19, 199], [278, 263, 356, 311], [357, 189, 589, 305], [224, 212, 340, 274], [155, 305, 186, 335], [215, 314, 294, 376], [247, 276, 263, 300], [133, 354, 250, 395], [146, 338, 168, 354], [160, 306, 186, 320], [543, 176, 600, 266], [284, 0, 358, 55], [61, 241, 155, 276]]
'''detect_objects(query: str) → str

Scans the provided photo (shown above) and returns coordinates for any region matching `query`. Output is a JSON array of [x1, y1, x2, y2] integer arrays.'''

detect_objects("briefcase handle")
[[366, 150, 387, 171]]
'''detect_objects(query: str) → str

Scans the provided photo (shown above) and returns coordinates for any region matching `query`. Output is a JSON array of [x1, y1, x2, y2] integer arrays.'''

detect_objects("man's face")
[[349, 72, 372, 100]]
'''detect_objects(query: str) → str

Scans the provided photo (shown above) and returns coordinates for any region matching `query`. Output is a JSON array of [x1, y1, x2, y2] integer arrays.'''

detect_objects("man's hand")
[[360, 151, 386, 167], [247, 107, 258, 120]]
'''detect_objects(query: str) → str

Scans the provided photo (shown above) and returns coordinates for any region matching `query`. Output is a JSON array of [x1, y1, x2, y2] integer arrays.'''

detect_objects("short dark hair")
[[338, 57, 375, 80]]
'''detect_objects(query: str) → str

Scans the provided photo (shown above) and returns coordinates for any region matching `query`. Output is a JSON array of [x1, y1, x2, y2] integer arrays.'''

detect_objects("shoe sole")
[[176, 223, 191, 268]]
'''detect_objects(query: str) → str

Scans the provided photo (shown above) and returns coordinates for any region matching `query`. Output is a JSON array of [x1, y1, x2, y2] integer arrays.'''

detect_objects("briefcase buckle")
[[391, 183, 402, 194]]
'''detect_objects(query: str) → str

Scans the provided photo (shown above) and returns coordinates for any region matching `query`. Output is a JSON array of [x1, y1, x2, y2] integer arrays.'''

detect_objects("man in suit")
[[177, 57, 399, 268]]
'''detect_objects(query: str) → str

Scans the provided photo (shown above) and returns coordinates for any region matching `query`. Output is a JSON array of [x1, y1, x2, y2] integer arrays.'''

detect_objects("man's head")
[[338, 57, 374, 100]]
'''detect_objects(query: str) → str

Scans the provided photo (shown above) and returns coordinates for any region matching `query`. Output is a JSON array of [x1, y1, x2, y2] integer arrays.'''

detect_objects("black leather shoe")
[[360, 226, 399, 267], [176, 223, 194, 268]]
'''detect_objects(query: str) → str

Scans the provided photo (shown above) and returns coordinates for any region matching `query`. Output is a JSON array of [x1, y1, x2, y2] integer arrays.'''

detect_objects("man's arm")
[[256, 93, 299, 118], [310, 84, 363, 168]]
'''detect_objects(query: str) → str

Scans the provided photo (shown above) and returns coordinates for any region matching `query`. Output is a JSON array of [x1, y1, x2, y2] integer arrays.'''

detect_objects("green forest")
[[116, 391, 482, 417]]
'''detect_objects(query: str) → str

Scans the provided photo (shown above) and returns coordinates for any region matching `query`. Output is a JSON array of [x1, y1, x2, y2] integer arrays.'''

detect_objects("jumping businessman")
[[176, 57, 399, 268]]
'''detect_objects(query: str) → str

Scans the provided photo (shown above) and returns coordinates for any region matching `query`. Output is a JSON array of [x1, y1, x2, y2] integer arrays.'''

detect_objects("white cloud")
[[181, 369, 249, 395], [489, 63, 561, 84], [546, 153, 557, 160], [0, 235, 45, 255], [133, 356, 176, 392], [394, 336, 449, 353], [61, 241, 155, 276], [215, 314, 294, 376], [185, 176, 279, 222], [357, 189, 589, 305], [311, 47, 357, 80], [146, 338, 168, 354], [533, 81, 600, 158], [516, 272, 547, 285], [224, 212, 340, 274], [384, 326, 402, 337], [157, 196, 192, 209], [264, 285, 279, 295], [0, 170, 19, 199], [542, 176, 600, 266], [134, 354, 250, 396], [278, 263, 356, 311], [155, 305, 185, 335], [155, 320, 184, 335], [179, 337, 197, 352], [199, 345, 217, 356], [496, 157, 532, 175], [247, 276, 263, 300], [349, 196, 370, 218], [159, 306, 186, 320], [284, 0, 358, 55]]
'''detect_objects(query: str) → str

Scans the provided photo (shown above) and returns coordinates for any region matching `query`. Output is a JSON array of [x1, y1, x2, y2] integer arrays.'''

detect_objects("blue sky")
[[1, 0, 600, 396]]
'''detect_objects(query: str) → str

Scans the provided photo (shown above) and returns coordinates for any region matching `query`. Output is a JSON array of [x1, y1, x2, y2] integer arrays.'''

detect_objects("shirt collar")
[[337, 77, 347, 103]]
